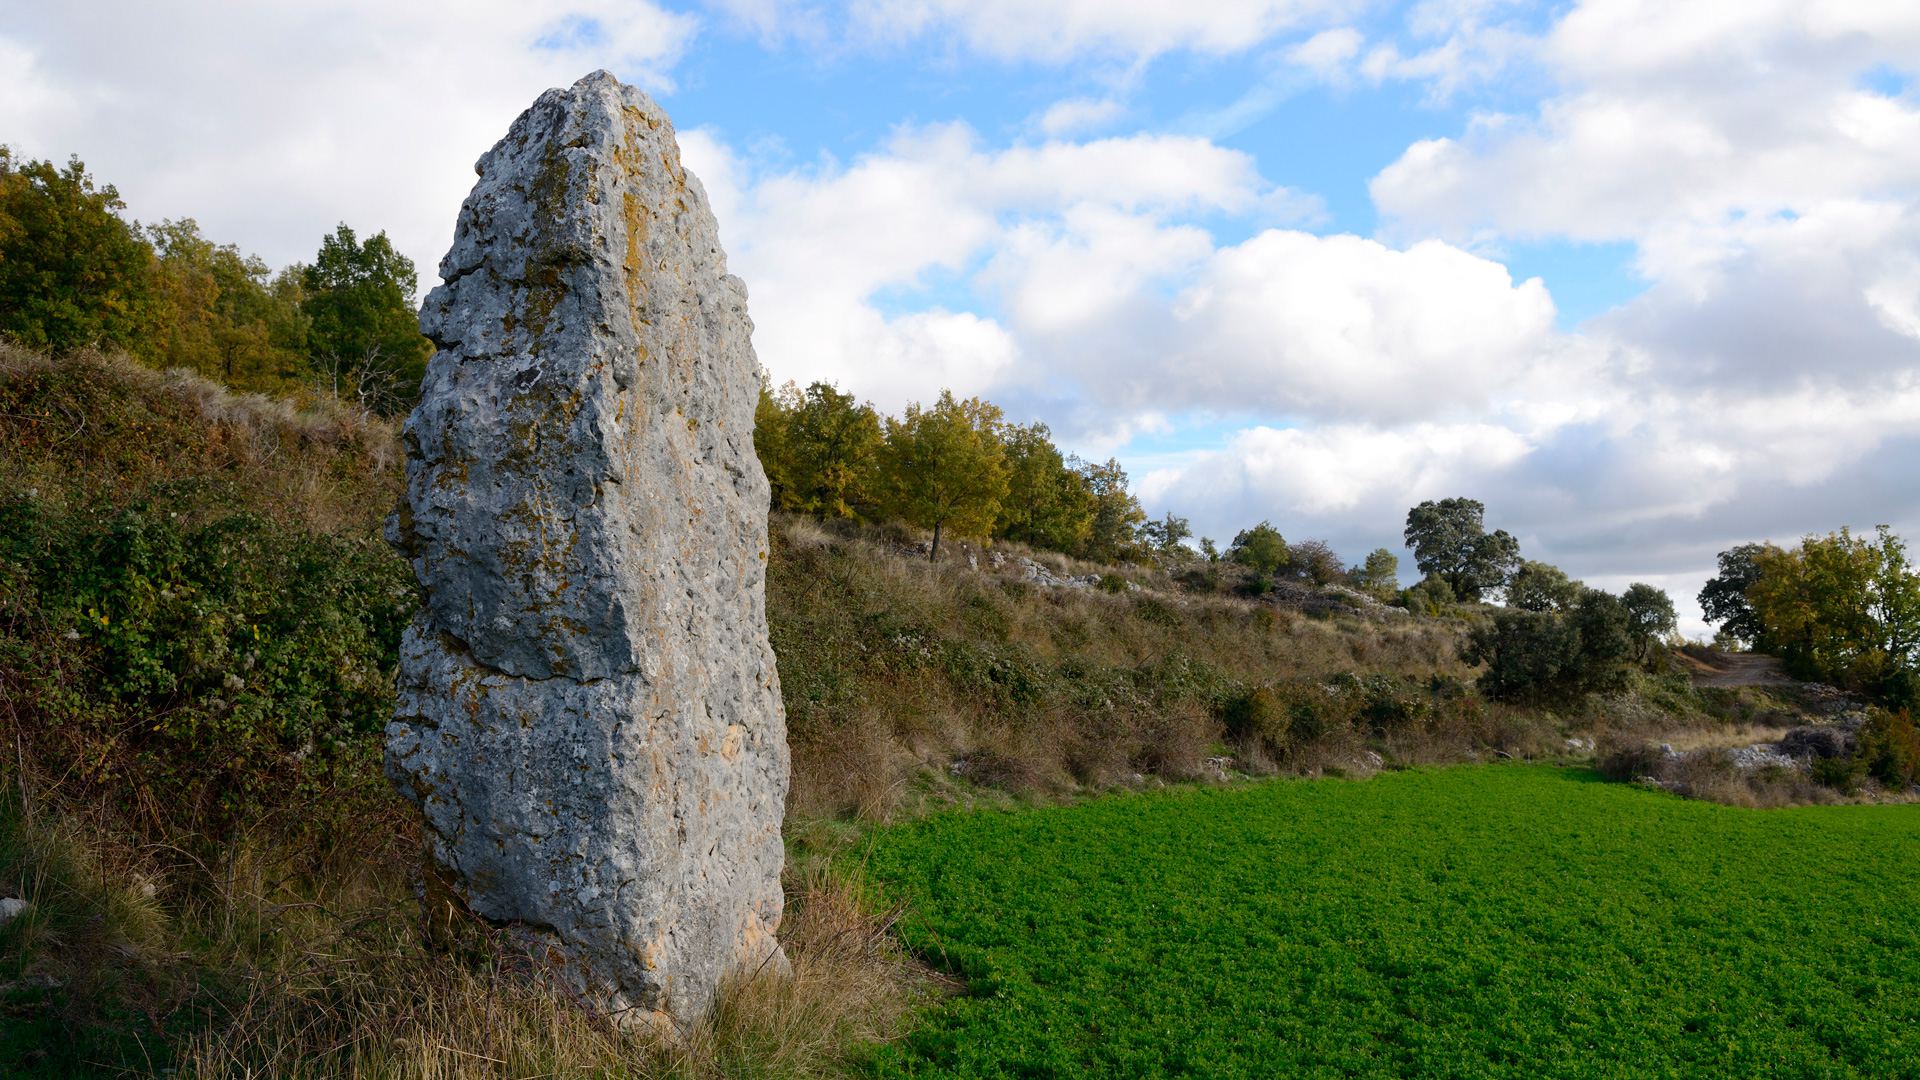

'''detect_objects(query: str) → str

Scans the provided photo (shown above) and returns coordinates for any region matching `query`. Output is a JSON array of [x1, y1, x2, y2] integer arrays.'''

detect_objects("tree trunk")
[[931, 520, 942, 563]]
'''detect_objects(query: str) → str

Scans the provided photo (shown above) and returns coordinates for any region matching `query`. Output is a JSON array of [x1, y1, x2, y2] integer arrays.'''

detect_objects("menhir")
[[387, 70, 789, 1036]]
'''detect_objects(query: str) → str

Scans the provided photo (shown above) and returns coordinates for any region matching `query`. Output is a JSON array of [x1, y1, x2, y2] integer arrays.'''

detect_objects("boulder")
[[1777, 724, 1857, 760], [387, 71, 788, 1036]]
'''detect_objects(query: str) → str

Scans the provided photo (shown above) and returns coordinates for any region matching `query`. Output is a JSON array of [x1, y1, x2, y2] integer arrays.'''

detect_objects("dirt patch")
[[1680, 647, 1796, 689]]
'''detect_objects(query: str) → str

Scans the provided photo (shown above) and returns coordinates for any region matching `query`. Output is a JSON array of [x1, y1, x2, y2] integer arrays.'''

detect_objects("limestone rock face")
[[387, 70, 788, 1034]]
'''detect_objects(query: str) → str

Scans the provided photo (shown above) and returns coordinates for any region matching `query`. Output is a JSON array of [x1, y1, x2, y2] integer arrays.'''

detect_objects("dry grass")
[[0, 342, 399, 537], [1, 775, 923, 1080], [768, 513, 1476, 819], [1593, 740, 1841, 808]]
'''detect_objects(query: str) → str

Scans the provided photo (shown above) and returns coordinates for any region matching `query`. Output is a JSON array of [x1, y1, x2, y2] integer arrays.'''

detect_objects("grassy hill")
[[0, 346, 1877, 1077]]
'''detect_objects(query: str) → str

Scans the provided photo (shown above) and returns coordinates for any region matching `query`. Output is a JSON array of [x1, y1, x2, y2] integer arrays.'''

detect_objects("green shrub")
[[1856, 709, 1920, 788], [1810, 754, 1866, 793], [0, 486, 413, 822], [1219, 685, 1292, 752], [1466, 589, 1633, 704]]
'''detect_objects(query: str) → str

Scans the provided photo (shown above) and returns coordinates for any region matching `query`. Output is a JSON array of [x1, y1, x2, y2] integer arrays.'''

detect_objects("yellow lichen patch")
[[519, 260, 568, 357], [719, 724, 745, 762]]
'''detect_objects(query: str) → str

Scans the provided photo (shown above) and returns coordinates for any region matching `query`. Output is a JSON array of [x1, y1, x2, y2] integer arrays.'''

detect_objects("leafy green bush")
[[0, 486, 413, 822], [1219, 685, 1292, 752], [1856, 709, 1920, 788], [1810, 754, 1866, 793], [1466, 589, 1633, 704]]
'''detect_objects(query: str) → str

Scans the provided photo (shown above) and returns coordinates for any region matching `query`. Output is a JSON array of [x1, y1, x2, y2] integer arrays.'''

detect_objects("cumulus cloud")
[[1156, 233, 1560, 420], [1034, 97, 1128, 137], [1294, 0, 1920, 630], [0, 1, 696, 280], [846, 0, 1343, 62], [1371, 3, 1920, 244], [683, 122, 1335, 413]]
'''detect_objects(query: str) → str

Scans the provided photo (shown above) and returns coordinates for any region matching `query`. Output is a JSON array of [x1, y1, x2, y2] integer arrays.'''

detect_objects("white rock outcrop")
[[387, 70, 788, 1035]]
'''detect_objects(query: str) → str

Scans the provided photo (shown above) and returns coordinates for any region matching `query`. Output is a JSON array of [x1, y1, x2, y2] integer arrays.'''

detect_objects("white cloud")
[[845, 0, 1343, 61], [1286, 27, 1364, 82], [1158, 232, 1560, 420], [1035, 97, 1127, 137], [1302, 0, 1920, 633], [688, 123, 1320, 413], [0, 2, 697, 284], [1139, 421, 1534, 519], [1372, 3, 1920, 245]]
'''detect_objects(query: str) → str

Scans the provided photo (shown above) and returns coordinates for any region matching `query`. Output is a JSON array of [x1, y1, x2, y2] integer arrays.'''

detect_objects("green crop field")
[[861, 766, 1920, 1078]]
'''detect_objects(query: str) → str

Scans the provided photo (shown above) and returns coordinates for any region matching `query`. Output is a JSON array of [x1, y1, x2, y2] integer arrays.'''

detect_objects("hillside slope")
[[0, 346, 1847, 1077]]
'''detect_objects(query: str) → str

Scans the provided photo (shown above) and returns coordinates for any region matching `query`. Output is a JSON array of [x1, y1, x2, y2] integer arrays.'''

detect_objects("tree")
[[996, 422, 1096, 553], [1350, 548, 1399, 602], [0, 150, 159, 354], [1077, 457, 1146, 563], [776, 381, 883, 519], [1507, 560, 1582, 613], [1466, 587, 1633, 704], [1698, 543, 1773, 647], [881, 390, 1011, 562], [147, 218, 309, 392], [1621, 583, 1678, 661], [1746, 526, 1920, 694], [754, 382, 796, 509], [1403, 497, 1521, 603], [1228, 522, 1289, 582], [1141, 512, 1192, 556], [1289, 539, 1343, 585], [300, 223, 432, 412]]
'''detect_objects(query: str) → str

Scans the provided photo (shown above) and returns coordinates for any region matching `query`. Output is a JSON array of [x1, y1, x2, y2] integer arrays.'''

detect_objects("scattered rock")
[[1016, 556, 1101, 589], [1564, 736, 1595, 753], [388, 71, 788, 1036], [0, 898, 28, 926], [1264, 580, 1365, 618], [1726, 744, 1800, 772], [1201, 756, 1234, 782]]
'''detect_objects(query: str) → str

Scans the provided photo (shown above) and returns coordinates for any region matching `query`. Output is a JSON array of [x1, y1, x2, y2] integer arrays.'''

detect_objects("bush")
[[1810, 754, 1866, 793], [1220, 685, 1292, 753], [0, 487, 414, 825], [1595, 739, 1664, 783], [1466, 589, 1633, 704], [1856, 709, 1920, 788]]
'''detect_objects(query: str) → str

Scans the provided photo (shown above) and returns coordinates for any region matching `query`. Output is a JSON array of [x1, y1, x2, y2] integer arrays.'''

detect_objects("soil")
[[1680, 648, 1797, 689]]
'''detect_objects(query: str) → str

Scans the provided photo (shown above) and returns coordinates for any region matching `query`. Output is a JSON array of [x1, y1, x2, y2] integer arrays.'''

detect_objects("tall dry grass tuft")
[[172, 861, 923, 1080], [0, 341, 399, 537], [1, 771, 922, 1080], [685, 867, 924, 1080]]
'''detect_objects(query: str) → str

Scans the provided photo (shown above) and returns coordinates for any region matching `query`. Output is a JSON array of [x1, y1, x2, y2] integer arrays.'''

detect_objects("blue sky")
[[4, 1, 1919, 635]]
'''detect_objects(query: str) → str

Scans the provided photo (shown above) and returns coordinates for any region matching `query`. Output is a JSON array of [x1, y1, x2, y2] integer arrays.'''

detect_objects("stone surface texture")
[[387, 70, 788, 1034]]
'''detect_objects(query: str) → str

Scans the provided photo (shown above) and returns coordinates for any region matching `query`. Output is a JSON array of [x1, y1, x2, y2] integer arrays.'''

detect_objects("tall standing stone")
[[386, 70, 788, 1035]]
